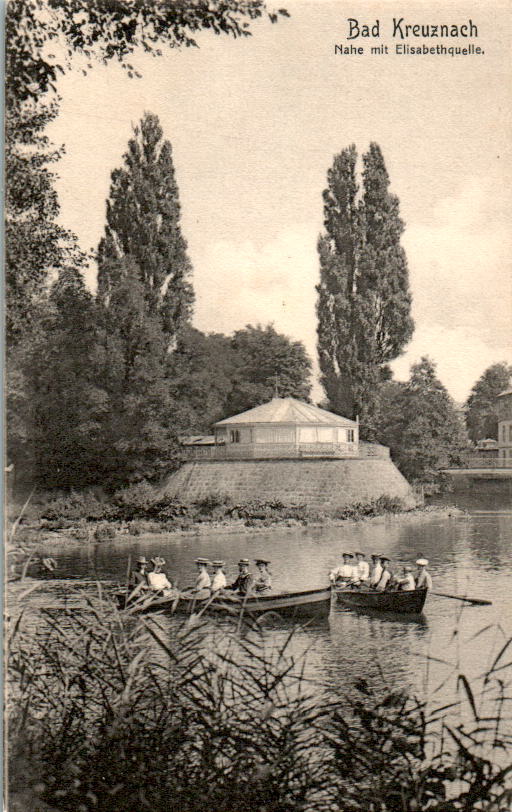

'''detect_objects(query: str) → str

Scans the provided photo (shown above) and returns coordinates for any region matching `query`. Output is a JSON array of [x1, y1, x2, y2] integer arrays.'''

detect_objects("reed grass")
[[6, 592, 512, 812]]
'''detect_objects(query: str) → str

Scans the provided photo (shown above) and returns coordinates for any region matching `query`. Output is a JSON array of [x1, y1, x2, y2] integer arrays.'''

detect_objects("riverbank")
[[9, 503, 464, 554]]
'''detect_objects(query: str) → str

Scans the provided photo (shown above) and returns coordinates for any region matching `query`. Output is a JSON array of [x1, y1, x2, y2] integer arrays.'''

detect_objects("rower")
[[254, 559, 272, 593], [354, 552, 369, 582], [147, 557, 174, 596], [228, 559, 254, 595], [374, 556, 392, 591], [415, 558, 433, 590], [211, 560, 227, 592], [396, 565, 415, 592], [369, 555, 383, 587], [193, 557, 212, 595], [329, 552, 357, 585], [129, 556, 150, 594]]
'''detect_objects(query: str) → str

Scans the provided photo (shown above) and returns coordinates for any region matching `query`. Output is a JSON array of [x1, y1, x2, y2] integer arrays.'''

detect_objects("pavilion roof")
[[215, 397, 357, 427]]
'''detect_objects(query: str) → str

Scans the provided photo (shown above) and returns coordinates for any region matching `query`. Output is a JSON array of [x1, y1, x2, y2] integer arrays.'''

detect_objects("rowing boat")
[[116, 586, 333, 617], [334, 587, 428, 615]]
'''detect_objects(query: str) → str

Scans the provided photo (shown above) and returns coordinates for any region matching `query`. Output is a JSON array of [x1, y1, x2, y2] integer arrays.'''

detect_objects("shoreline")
[[10, 505, 465, 553]]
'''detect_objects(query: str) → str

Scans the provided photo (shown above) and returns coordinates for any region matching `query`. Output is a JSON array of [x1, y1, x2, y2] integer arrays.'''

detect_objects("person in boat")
[[369, 554, 383, 587], [129, 556, 150, 594], [193, 557, 212, 596], [228, 558, 254, 595], [396, 565, 415, 591], [147, 557, 174, 596], [354, 552, 369, 583], [254, 559, 272, 593], [329, 552, 357, 586], [374, 556, 393, 591], [415, 558, 433, 590], [211, 560, 227, 593]]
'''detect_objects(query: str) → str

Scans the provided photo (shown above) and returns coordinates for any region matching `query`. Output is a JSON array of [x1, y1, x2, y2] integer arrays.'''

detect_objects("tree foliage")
[[96, 257, 183, 487], [465, 362, 512, 443], [377, 357, 468, 483], [8, 268, 106, 488], [97, 113, 194, 338], [226, 324, 312, 416], [167, 328, 237, 434], [167, 324, 313, 432], [6, 0, 289, 104], [317, 142, 413, 437]]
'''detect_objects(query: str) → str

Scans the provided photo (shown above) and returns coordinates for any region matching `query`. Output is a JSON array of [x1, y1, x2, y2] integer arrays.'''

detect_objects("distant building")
[[474, 438, 498, 457], [497, 388, 512, 461], [214, 397, 358, 456], [183, 397, 370, 460]]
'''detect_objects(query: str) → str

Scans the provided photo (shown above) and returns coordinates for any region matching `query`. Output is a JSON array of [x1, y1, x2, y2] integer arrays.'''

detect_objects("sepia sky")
[[48, 0, 512, 403]]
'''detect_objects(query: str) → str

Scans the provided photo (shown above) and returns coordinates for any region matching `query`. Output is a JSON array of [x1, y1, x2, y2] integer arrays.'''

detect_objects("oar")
[[431, 591, 492, 606]]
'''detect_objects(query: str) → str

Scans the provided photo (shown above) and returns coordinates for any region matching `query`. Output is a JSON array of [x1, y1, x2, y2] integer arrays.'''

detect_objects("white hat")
[[416, 558, 429, 566]]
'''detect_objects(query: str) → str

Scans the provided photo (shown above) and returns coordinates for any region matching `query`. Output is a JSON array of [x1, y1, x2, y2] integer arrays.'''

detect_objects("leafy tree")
[[97, 257, 182, 486], [465, 363, 512, 443], [167, 328, 237, 434], [316, 143, 413, 437], [97, 113, 193, 337], [377, 358, 468, 483], [226, 324, 312, 415], [8, 268, 106, 488], [6, 0, 289, 105], [6, 0, 288, 325]]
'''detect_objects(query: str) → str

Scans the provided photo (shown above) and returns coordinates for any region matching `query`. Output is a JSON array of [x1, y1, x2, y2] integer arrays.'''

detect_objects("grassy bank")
[[8, 484, 460, 555], [7, 594, 512, 812]]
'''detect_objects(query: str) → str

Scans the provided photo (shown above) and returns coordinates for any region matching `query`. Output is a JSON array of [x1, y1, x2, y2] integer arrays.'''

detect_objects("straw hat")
[[238, 558, 250, 566], [195, 557, 210, 566], [342, 552, 354, 558], [150, 556, 166, 566], [416, 558, 429, 566], [354, 551, 365, 557], [212, 560, 225, 568], [136, 556, 148, 565], [254, 558, 271, 566]]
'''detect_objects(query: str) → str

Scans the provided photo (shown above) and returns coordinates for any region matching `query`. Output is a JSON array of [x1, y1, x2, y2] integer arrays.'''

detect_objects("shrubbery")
[[7, 597, 512, 812], [36, 487, 409, 534]]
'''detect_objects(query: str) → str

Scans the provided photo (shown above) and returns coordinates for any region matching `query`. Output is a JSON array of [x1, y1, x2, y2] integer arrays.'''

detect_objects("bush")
[[112, 481, 158, 519], [93, 523, 116, 542], [41, 492, 115, 522], [194, 492, 232, 517]]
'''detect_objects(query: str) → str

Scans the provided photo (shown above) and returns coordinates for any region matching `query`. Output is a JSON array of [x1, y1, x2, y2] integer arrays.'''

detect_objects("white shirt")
[[211, 571, 227, 591], [356, 560, 370, 580], [370, 563, 383, 585], [375, 569, 391, 591], [147, 572, 172, 591], [399, 573, 415, 591], [416, 569, 432, 590], [195, 569, 212, 590], [330, 564, 357, 582]]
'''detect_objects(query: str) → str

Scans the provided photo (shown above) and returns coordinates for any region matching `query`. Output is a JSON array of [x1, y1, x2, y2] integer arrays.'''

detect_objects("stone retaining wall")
[[161, 458, 417, 512]]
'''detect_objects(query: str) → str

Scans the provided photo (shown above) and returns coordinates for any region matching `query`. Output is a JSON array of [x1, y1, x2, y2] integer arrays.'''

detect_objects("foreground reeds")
[[6, 592, 512, 812]]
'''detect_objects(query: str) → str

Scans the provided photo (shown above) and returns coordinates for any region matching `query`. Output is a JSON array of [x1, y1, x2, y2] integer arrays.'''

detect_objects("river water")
[[8, 493, 512, 710]]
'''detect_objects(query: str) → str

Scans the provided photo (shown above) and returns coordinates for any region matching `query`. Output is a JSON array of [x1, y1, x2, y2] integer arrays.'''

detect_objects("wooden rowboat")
[[334, 587, 428, 615], [116, 586, 333, 618]]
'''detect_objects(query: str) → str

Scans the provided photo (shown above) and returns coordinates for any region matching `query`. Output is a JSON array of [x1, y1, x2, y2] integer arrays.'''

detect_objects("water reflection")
[[8, 495, 512, 709]]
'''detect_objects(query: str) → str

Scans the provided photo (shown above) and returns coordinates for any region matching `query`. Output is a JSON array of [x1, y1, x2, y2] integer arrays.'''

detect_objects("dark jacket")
[[229, 572, 254, 595]]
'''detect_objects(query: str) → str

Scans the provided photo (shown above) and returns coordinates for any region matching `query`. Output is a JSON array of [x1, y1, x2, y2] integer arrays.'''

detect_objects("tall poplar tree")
[[97, 257, 182, 486], [97, 112, 194, 338], [316, 143, 414, 436]]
